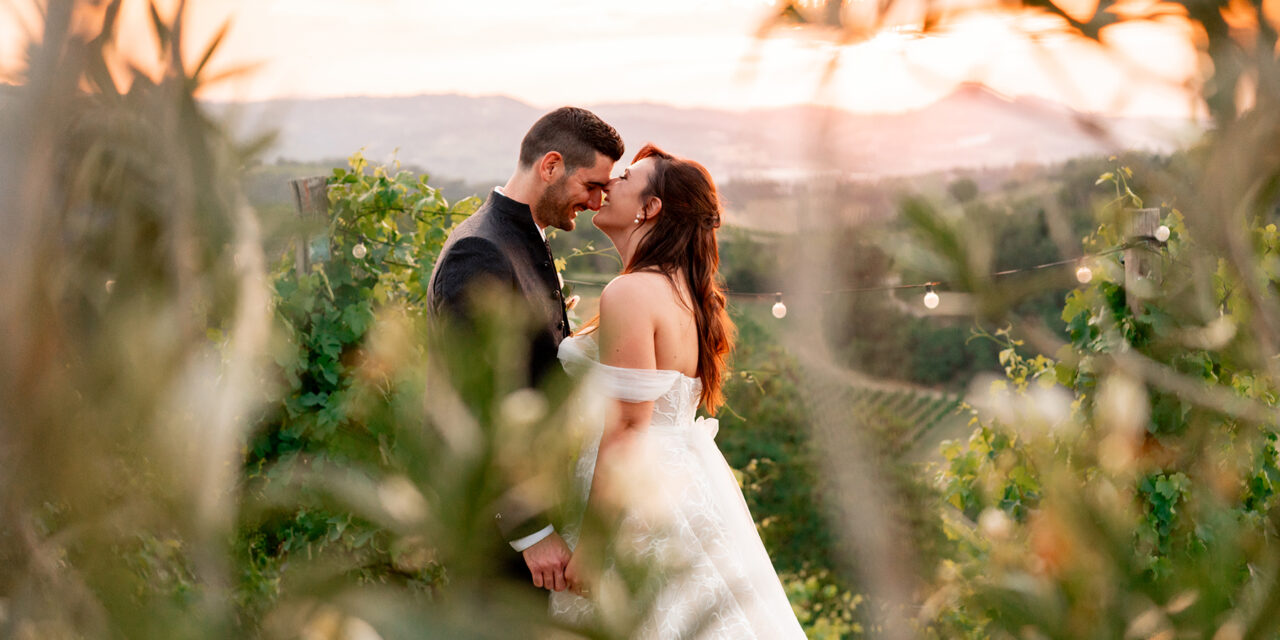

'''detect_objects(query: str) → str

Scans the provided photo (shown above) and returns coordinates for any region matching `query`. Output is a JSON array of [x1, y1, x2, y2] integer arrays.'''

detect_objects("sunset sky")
[[0, 0, 1201, 117]]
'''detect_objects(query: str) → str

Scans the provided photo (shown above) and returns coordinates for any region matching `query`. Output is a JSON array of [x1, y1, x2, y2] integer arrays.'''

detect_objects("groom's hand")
[[522, 532, 571, 591]]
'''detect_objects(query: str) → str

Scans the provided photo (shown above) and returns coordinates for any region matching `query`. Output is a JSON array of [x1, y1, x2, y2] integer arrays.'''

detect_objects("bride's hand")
[[564, 549, 596, 597]]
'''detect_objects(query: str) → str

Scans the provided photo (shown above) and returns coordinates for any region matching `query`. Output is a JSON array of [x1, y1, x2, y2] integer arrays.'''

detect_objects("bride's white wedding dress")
[[549, 334, 805, 639]]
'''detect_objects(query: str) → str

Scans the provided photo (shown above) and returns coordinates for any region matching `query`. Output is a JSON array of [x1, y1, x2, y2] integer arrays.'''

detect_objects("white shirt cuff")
[[509, 524, 555, 552]]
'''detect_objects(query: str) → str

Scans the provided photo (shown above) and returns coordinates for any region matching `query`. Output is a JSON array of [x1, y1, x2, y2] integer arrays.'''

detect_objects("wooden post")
[[290, 176, 329, 277], [1124, 207, 1162, 313]]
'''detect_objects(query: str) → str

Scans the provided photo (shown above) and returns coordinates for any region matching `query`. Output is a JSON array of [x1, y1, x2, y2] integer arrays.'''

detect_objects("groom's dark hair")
[[518, 107, 624, 171]]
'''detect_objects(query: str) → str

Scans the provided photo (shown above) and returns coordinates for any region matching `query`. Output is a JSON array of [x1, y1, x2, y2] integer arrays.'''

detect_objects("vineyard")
[[845, 383, 963, 458]]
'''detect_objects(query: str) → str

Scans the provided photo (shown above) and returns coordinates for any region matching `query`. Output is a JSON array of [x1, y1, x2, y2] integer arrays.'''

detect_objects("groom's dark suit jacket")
[[426, 189, 570, 542]]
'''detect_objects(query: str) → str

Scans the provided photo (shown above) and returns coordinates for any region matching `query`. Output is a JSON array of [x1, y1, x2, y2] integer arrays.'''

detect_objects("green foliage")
[[815, 157, 1142, 391], [722, 311, 960, 637], [256, 154, 470, 458], [721, 312, 833, 574], [0, 2, 275, 636], [720, 227, 785, 294], [907, 322, 997, 386], [939, 422, 1041, 523], [237, 153, 478, 616], [947, 178, 979, 204], [783, 569, 865, 638], [1137, 471, 1192, 578], [926, 161, 1280, 638]]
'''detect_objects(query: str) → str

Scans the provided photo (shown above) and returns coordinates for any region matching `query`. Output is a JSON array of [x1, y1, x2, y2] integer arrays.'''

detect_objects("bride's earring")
[[634, 213, 643, 224]]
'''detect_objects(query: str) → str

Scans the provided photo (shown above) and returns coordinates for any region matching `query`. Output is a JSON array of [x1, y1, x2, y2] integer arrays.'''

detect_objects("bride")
[[550, 144, 805, 638]]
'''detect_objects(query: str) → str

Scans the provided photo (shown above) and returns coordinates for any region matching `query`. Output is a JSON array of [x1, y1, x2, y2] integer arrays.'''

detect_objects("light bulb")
[[1154, 225, 1171, 243], [771, 293, 787, 319], [352, 243, 368, 259], [923, 285, 940, 310], [1076, 263, 1093, 284], [565, 294, 580, 311], [105, 279, 115, 293], [978, 507, 1013, 542]]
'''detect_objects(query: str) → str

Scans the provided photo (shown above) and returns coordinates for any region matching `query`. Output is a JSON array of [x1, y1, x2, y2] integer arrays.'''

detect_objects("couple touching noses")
[[427, 107, 803, 637]]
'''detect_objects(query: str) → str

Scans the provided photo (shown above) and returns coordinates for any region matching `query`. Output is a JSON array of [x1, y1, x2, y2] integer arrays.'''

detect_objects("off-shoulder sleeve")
[[558, 335, 681, 402], [557, 335, 597, 378], [595, 363, 682, 403]]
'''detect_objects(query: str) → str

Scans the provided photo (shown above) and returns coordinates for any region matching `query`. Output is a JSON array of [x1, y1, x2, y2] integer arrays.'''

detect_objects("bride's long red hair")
[[625, 144, 735, 412]]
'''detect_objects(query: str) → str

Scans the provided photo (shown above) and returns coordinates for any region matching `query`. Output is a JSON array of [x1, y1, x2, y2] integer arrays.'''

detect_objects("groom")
[[426, 107, 623, 592]]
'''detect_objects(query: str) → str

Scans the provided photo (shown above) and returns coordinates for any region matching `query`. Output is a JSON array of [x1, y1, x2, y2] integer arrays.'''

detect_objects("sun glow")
[[0, 0, 1201, 117]]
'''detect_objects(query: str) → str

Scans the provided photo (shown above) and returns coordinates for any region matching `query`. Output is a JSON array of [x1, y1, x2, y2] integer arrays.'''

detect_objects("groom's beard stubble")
[[535, 175, 575, 232]]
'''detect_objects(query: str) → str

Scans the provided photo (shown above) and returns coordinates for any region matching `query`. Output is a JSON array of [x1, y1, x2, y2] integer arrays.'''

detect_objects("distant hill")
[[211, 84, 1199, 185]]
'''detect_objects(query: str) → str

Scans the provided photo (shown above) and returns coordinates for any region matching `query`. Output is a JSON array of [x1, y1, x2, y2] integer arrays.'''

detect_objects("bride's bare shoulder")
[[602, 272, 668, 298], [599, 272, 669, 318]]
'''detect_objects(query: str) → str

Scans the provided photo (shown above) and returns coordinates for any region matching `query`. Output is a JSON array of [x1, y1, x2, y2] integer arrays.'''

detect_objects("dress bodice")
[[557, 334, 704, 431]]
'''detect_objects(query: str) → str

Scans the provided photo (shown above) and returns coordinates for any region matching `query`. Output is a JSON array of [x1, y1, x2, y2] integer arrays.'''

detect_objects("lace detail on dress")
[[549, 335, 804, 639]]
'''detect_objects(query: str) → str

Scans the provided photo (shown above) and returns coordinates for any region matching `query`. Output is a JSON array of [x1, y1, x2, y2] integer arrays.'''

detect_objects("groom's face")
[[534, 152, 613, 232]]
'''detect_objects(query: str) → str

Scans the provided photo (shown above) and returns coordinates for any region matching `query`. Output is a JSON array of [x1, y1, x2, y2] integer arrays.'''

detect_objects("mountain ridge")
[[210, 85, 1199, 184]]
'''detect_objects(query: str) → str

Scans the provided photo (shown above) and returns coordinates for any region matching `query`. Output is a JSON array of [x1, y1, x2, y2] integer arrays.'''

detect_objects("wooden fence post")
[[290, 176, 329, 277], [1124, 207, 1162, 313]]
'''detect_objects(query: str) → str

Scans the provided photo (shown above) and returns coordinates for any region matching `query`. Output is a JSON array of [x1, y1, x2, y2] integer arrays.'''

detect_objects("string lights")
[[1075, 259, 1093, 284], [922, 284, 940, 309], [1155, 225, 1171, 243], [560, 243, 1142, 320], [771, 293, 788, 319], [352, 242, 368, 259]]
